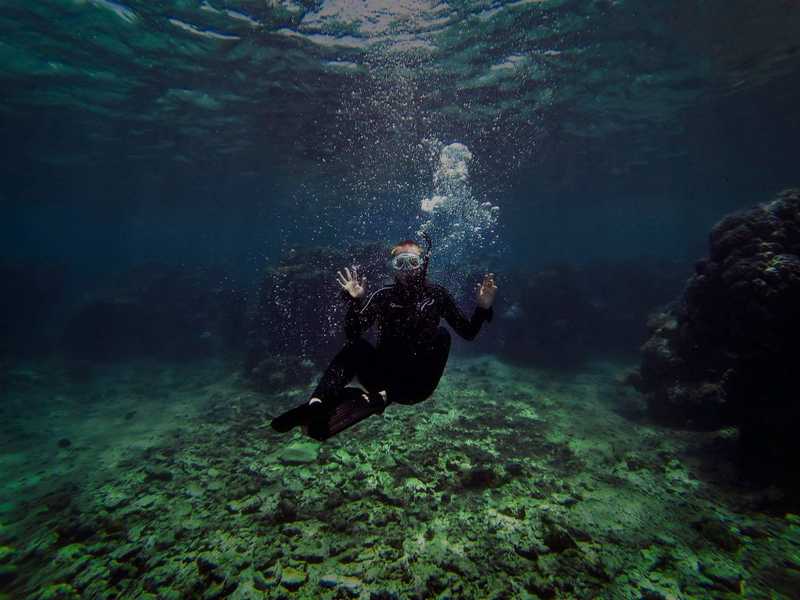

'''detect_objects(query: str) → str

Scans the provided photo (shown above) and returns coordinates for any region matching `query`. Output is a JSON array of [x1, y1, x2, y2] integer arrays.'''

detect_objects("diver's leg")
[[393, 327, 452, 404], [309, 338, 376, 404], [273, 339, 377, 435], [302, 343, 390, 440], [353, 344, 389, 395]]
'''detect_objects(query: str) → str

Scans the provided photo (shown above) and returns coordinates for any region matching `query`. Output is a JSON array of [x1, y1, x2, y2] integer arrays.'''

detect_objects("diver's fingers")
[[344, 266, 352, 281], [336, 271, 347, 286], [352, 266, 358, 279], [361, 276, 367, 287]]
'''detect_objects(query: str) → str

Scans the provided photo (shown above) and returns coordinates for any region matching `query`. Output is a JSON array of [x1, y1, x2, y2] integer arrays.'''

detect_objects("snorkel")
[[420, 231, 433, 282]]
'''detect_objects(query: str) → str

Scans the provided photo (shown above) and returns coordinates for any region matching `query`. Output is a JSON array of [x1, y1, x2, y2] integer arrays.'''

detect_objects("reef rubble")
[[1, 356, 799, 598]]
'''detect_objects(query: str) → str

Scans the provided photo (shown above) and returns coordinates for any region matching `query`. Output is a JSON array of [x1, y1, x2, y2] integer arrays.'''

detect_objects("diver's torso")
[[375, 283, 444, 349]]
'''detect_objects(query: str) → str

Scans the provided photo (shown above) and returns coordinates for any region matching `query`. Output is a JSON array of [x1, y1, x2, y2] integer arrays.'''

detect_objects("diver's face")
[[391, 245, 423, 285]]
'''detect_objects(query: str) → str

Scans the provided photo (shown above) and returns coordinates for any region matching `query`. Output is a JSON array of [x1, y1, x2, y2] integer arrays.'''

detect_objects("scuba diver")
[[271, 234, 498, 441]]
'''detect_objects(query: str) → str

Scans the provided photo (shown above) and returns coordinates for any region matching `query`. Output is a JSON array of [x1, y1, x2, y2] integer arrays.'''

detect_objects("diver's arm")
[[441, 287, 493, 341], [344, 292, 379, 340], [336, 266, 375, 340]]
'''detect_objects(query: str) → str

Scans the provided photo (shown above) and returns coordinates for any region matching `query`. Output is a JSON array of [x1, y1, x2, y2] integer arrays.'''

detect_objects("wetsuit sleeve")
[[343, 290, 379, 340], [440, 287, 493, 341]]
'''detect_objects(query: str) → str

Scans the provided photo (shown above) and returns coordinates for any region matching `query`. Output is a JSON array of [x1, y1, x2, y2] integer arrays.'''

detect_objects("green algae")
[[0, 546, 15, 564], [1, 357, 799, 598], [37, 583, 80, 600]]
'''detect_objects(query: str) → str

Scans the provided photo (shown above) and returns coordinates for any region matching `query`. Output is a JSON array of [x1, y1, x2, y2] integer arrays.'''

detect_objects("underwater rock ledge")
[[633, 187, 800, 490]]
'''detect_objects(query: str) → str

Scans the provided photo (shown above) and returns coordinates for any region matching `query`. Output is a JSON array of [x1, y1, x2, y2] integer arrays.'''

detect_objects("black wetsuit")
[[311, 279, 493, 405]]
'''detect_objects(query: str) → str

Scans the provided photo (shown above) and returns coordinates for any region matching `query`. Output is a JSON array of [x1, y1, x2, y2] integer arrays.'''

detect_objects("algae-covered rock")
[[278, 441, 320, 465], [319, 574, 363, 596], [460, 466, 498, 490], [226, 495, 263, 515], [37, 583, 80, 600], [0, 563, 17, 585], [293, 538, 329, 563], [280, 566, 306, 589], [109, 543, 140, 562], [252, 569, 278, 591], [144, 466, 173, 482], [369, 590, 401, 600], [0, 545, 16, 564], [73, 560, 109, 590], [699, 557, 745, 593], [692, 517, 742, 551], [542, 522, 579, 553]]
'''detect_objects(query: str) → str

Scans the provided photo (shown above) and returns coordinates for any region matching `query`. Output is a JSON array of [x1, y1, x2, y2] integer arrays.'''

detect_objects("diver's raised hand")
[[476, 272, 497, 309], [337, 266, 366, 299]]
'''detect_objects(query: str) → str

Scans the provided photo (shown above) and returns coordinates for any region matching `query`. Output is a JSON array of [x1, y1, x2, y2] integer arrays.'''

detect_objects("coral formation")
[[634, 188, 800, 485]]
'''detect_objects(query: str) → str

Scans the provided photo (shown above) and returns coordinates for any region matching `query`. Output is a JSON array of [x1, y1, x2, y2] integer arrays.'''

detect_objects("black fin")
[[305, 387, 388, 441], [270, 402, 313, 433]]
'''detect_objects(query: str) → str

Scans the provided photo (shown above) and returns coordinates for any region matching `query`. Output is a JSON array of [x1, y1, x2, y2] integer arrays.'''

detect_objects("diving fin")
[[271, 387, 388, 441], [270, 401, 314, 433], [306, 387, 388, 441]]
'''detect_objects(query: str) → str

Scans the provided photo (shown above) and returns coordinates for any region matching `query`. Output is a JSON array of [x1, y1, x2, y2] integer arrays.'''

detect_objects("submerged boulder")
[[489, 261, 686, 366], [62, 263, 245, 360], [634, 188, 800, 484]]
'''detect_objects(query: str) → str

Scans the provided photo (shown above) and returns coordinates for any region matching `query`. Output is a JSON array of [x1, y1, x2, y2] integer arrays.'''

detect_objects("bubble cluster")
[[417, 141, 501, 289]]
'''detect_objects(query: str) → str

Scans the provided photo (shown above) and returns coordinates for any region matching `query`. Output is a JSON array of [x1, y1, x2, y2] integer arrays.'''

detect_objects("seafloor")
[[1, 356, 798, 599]]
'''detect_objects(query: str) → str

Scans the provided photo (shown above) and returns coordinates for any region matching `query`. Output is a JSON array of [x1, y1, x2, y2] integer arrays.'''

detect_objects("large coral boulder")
[[635, 188, 800, 483]]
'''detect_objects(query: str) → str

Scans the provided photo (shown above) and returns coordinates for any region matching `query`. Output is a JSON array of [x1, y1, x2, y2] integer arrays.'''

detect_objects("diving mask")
[[390, 252, 422, 271]]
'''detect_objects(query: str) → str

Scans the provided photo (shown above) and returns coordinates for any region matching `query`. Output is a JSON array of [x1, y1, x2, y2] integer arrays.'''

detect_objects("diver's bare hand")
[[337, 266, 366, 299], [477, 272, 497, 309]]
